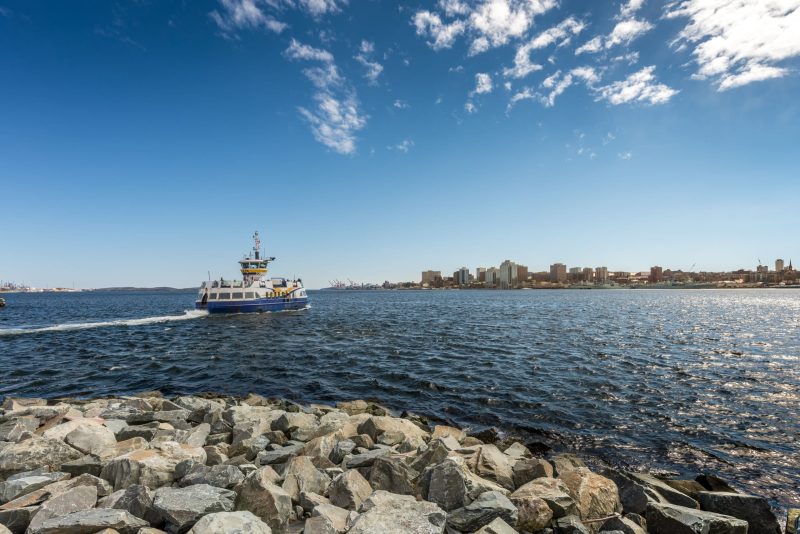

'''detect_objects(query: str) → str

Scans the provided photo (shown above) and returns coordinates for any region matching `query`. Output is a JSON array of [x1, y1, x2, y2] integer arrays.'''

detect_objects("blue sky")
[[1, 0, 799, 289]]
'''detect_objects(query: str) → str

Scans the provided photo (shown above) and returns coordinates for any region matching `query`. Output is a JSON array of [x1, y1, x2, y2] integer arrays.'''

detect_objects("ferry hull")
[[197, 297, 309, 314]]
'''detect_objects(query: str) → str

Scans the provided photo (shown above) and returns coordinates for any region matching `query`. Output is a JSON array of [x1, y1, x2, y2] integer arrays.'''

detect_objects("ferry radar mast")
[[239, 231, 275, 285]]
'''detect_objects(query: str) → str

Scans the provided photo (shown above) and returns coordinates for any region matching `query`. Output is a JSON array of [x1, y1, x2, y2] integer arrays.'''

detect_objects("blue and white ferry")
[[196, 232, 308, 314]]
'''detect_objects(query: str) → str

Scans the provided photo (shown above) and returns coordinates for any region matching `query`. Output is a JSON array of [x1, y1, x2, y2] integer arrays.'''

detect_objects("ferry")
[[195, 232, 308, 314]]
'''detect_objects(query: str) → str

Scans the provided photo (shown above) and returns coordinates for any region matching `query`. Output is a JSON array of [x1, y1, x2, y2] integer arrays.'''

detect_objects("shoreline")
[[0, 392, 791, 534]]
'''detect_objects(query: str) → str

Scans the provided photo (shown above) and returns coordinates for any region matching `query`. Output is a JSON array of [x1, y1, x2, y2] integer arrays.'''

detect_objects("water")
[[1, 289, 798, 507]]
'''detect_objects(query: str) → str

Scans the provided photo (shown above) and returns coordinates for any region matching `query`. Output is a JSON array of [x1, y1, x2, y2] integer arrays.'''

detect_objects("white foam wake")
[[0, 309, 209, 337]]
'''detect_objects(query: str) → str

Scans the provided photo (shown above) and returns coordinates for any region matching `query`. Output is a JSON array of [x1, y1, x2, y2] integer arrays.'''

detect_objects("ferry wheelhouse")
[[196, 232, 308, 314]]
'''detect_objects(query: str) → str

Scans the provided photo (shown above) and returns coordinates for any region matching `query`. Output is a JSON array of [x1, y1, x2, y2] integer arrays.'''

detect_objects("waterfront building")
[[595, 267, 609, 284], [421, 270, 442, 286], [456, 267, 470, 286], [569, 267, 582, 275], [499, 260, 520, 288], [485, 267, 499, 286], [475, 267, 486, 283], [516, 264, 529, 284], [776, 259, 784, 272], [649, 266, 663, 283], [550, 263, 567, 283], [582, 267, 593, 282]]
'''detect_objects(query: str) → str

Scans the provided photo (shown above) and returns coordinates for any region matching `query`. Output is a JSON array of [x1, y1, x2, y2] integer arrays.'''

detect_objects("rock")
[[64, 425, 118, 461], [329, 440, 356, 465], [116, 425, 158, 442], [336, 400, 368, 415], [347, 490, 446, 534], [187, 511, 272, 533], [351, 435, 374, 450], [235, 469, 292, 533], [513, 458, 554, 488], [343, 448, 391, 469], [0, 472, 70, 503], [180, 465, 245, 490], [697, 491, 781, 534], [0, 438, 83, 478], [471, 445, 515, 491], [512, 477, 576, 518], [311, 503, 353, 533], [628, 473, 698, 509], [425, 457, 508, 512], [788, 509, 800, 534], [599, 516, 646, 534], [179, 424, 210, 448], [368, 456, 417, 495], [504, 442, 532, 461], [26, 485, 98, 533], [0, 417, 39, 442], [34, 509, 148, 534], [0, 507, 37, 534], [377, 430, 405, 447], [662, 480, 708, 500], [559, 468, 621, 531], [431, 425, 465, 443], [61, 456, 102, 478], [554, 514, 591, 534], [447, 490, 518, 532], [299, 492, 330, 513], [409, 441, 450, 473], [100, 444, 205, 490], [107, 484, 160, 525], [513, 492, 553, 532], [328, 470, 372, 511], [303, 434, 339, 460], [475, 517, 519, 534], [256, 443, 304, 466], [357, 417, 429, 445], [645, 501, 747, 534], [40, 418, 104, 441], [551, 454, 586, 477], [203, 445, 228, 466], [599, 469, 649, 516], [272, 413, 318, 441], [152, 484, 236, 532], [113, 437, 148, 457], [126, 410, 191, 426], [303, 516, 338, 534], [696, 474, 738, 493], [281, 457, 331, 503]]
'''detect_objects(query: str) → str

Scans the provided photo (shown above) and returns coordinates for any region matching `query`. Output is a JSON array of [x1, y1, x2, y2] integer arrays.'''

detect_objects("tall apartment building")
[[499, 260, 520, 288], [516, 264, 529, 284], [649, 266, 663, 283], [550, 263, 567, 283], [421, 270, 442, 285], [475, 267, 487, 283], [776, 259, 784, 272], [595, 267, 609, 284], [456, 267, 470, 285], [582, 267, 594, 282], [485, 267, 499, 286]]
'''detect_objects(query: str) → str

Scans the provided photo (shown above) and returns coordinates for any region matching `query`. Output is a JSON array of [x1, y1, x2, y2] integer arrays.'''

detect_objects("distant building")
[[649, 266, 663, 283], [582, 267, 594, 282], [499, 260, 522, 288], [776, 259, 784, 272], [595, 267, 609, 284], [475, 267, 487, 283], [550, 263, 567, 283], [456, 267, 470, 286], [421, 270, 442, 286], [485, 267, 499, 286], [516, 264, 529, 284], [568, 267, 582, 275]]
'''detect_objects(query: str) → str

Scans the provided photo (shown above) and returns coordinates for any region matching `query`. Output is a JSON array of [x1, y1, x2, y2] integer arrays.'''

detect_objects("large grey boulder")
[[64, 425, 118, 461], [0, 506, 38, 534], [347, 490, 446, 534], [447, 490, 518, 532], [152, 484, 236, 532], [179, 465, 245, 490], [555, 514, 592, 534], [272, 412, 318, 441], [329, 440, 356, 465], [424, 457, 508, 512], [368, 456, 418, 495], [628, 473, 698, 509], [311, 503, 355, 533], [256, 443, 304, 466], [235, 469, 292, 533], [512, 458, 554, 488], [0, 471, 70, 504], [34, 509, 148, 534], [25, 485, 98, 533], [551, 454, 586, 477], [697, 491, 781, 534], [280, 456, 331, 503], [105, 484, 160, 525], [343, 448, 391, 469], [328, 470, 372, 511], [100, 444, 206, 490], [599, 516, 647, 534], [512, 477, 576, 518], [187, 511, 272, 533], [470, 445, 515, 491], [0, 417, 39, 443], [645, 501, 748, 534], [0, 438, 83, 478], [475, 517, 519, 534], [559, 468, 621, 531]]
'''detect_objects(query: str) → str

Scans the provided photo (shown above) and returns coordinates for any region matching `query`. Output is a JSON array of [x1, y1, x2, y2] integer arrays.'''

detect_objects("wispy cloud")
[[393, 99, 410, 109], [595, 65, 678, 105], [504, 16, 586, 79], [354, 40, 384, 85], [665, 0, 800, 90], [472, 72, 494, 95], [618, 151, 633, 160], [209, 0, 287, 38], [575, 0, 653, 55], [388, 139, 414, 152], [285, 40, 367, 154]]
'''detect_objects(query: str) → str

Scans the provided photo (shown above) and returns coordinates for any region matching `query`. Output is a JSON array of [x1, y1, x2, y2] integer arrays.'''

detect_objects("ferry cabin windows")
[[209, 294, 218, 300], [245, 292, 254, 299], [218, 292, 231, 300], [232, 292, 243, 299]]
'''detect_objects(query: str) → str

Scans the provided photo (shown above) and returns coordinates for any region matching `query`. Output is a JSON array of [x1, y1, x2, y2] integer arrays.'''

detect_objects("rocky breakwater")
[[0, 393, 790, 534]]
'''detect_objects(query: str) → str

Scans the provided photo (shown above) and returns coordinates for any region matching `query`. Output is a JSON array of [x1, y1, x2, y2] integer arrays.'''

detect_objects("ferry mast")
[[239, 231, 275, 285]]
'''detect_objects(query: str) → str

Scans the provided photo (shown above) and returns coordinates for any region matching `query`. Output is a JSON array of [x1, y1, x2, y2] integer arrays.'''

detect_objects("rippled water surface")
[[1, 289, 798, 506]]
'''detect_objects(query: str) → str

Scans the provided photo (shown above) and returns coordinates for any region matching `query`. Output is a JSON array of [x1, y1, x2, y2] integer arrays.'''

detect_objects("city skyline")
[[1, 1, 799, 289]]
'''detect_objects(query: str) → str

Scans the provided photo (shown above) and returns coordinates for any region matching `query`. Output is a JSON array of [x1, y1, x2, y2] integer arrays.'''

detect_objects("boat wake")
[[0, 309, 209, 337]]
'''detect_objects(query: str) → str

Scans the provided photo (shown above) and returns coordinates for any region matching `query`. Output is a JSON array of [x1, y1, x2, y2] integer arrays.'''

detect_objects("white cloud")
[[619, 0, 645, 19], [389, 139, 415, 153], [603, 132, 616, 145], [472, 72, 494, 95], [464, 101, 477, 113], [666, 0, 800, 90], [284, 39, 334, 62], [413, 0, 558, 54], [393, 99, 410, 109], [507, 66, 599, 109], [296, 0, 345, 17], [507, 87, 536, 111], [595, 65, 678, 105], [575, 36, 602, 55], [210, 0, 287, 37], [286, 39, 366, 154], [618, 151, 633, 160], [354, 40, 384, 85], [299, 92, 366, 155], [504, 16, 585, 78], [607, 18, 653, 47]]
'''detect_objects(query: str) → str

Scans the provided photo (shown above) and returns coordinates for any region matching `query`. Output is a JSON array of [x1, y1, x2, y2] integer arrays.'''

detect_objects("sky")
[[1, 0, 799, 289]]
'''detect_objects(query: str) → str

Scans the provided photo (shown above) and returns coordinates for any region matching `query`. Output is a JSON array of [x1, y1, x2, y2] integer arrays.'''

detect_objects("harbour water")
[[1, 289, 798, 507]]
